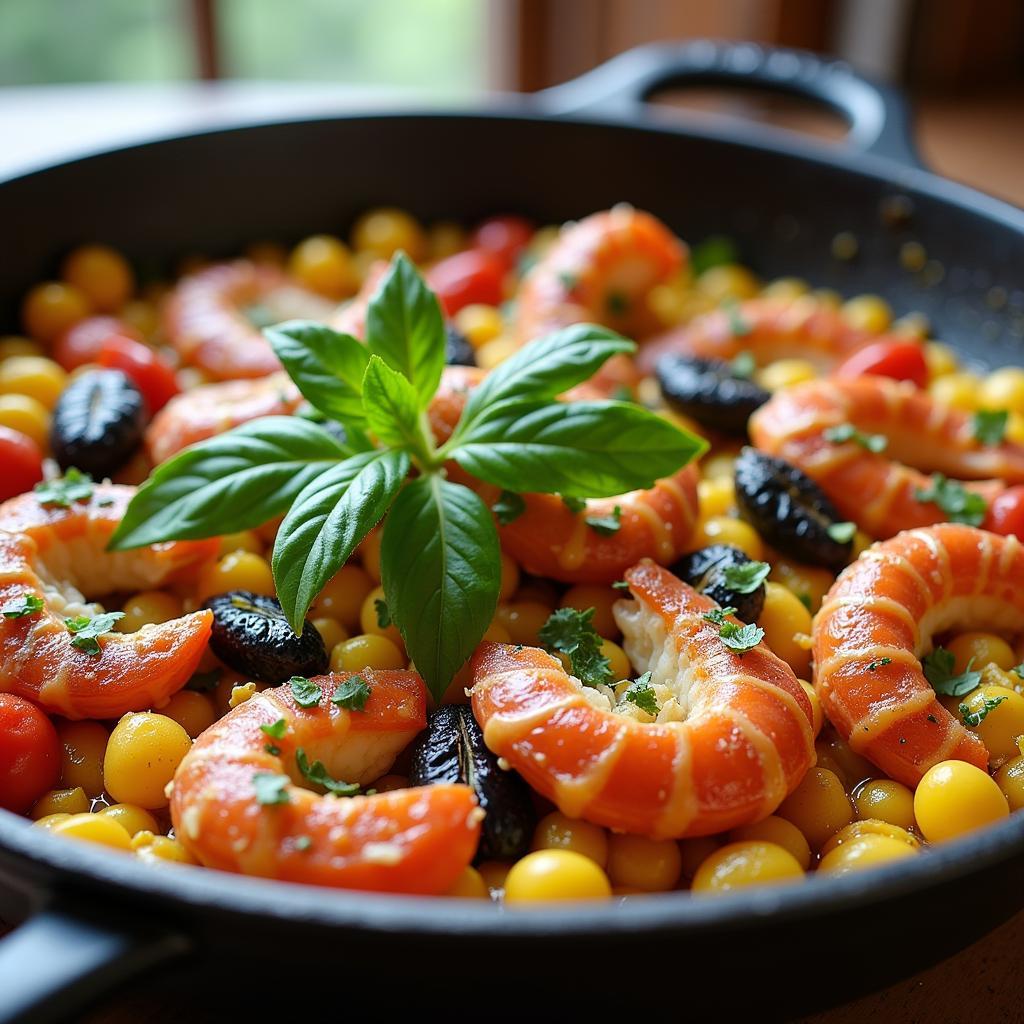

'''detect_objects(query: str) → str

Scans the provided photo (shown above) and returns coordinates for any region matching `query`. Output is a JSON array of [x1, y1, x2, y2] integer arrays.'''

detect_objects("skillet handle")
[[538, 40, 923, 169], [0, 901, 189, 1024]]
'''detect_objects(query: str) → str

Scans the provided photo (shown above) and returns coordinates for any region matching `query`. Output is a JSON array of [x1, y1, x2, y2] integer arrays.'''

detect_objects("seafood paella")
[[3, 204, 1024, 902]]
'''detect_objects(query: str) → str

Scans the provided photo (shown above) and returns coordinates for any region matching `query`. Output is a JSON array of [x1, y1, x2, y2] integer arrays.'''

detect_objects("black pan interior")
[[3, 110, 1023, 368]]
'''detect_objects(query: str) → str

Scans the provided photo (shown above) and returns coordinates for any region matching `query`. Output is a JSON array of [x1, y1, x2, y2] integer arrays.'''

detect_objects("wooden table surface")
[[3, 81, 1024, 1024]]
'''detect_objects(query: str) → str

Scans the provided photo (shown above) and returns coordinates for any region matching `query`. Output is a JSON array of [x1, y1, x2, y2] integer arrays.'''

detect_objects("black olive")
[[49, 369, 146, 478], [204, 591, 328, 684], [656, 353, 769, 436], [670, 543, 766, 622], [734, 447, 853, 571], [445, 324, 477, 367], [410, 704, 535, 861]]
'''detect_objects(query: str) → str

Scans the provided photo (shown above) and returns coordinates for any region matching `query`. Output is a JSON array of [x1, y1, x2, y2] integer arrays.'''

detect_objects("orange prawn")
[[638, 294, 893, 375], [750, 375, 1024, 538], [0, 484, 216, 719], [164, 261, 333, 381], [471, 560, 815, 838], [812, 523, 1016, 785], [171, 670, 480, 893]]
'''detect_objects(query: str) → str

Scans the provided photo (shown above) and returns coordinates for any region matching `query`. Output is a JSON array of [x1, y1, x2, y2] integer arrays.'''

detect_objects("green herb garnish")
[[724, 301, 751, 337], [107, 254, 705, 703], [253, 772, 291, 806], [585, 505, 622, 536], [294, 835, 313, 851], [1, 592, 43, 618], [730, 350, 756, 380], [827, 521, 857, 544], [960, 695, 1007, 728], [823, 423, 888, 453], [260, 718, 287, 740], [973, 409, 1008, 447], [295, 748, 360, 796], [493, 490, 526, 525], [561, 495, 587, 515], [35, 468, 93, 509], [922, 647, 982, 696], [718, 622, 766, 654], [1012, 663, 1024, 680], [622, 672, 659, 715], [868, 657, 892, 671], [720, 560, 770, 594], [331, 675, 371, 711], [63, 611, 125, 655], [702, 606, 738, 626], [539, 607, 613, 688], [289, 675, 321, 708], [691, 235, 738, 276], [914, 474, 987, 526]]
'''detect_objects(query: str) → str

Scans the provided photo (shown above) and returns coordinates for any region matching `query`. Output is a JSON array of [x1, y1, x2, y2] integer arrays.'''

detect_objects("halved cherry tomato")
[[0, 426, 44, 501], [0, 694, 61, 813], [471, 215, 534, 270], [53, 316, 143, 372], [834, 340, 928, 388], [427, 250, 506, 317], [97, 335, 179, 412], [985, 486, 1024, 539]]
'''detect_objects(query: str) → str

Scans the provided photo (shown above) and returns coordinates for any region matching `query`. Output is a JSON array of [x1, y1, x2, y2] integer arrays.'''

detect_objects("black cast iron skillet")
[[2, 41, 1024, 1024]]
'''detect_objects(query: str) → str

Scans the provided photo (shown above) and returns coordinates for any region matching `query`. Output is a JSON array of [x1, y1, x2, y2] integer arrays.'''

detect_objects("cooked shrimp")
[[0, 484, 216, 719], [750, 375, 1024, 538], [638, 295, 887, 375], [164, 261, 333, 380], [171, 670, 480, 893], [812, 523, 1017, 785], [146, 373, 301, 465], [471, 560, 815, 838]]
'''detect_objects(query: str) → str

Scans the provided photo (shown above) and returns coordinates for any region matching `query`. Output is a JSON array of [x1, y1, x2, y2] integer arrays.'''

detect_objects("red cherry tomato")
[[427, 250, 506, 317], [0, 694, 61, 813], [985, 486, 1024, 538], [53, 316, 143, 372], [0, 426, 44, 501], [471, 215, 534, 270], [834, 340, 928, 388], [97, 335, 179, 412]]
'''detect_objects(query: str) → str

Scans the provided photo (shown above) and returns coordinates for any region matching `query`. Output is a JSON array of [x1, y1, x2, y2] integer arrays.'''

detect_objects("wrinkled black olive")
[[734, 447, 853, 571], [205, 591, 328, 684], [445, 324, 477, 367], [671, 543, 766, 622], [656, 353, 769, 436], [49, 369, 145, 478], [410, 704, 535, 861]]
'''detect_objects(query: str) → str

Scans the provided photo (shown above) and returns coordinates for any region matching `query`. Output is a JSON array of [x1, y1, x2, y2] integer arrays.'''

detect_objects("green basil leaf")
[[108, 417, 349, 550], [381, 476, 500, 702], [452, 324, 634, 439], [273, 449, 409, 632], [361, 355, 423, 450], [264, 320, 370, 426], [364, 252, 445, 407], [451, 400, 706, 497]]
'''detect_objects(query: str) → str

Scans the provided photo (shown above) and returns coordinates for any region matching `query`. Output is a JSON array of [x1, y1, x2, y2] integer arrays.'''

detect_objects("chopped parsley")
[[922, 647, 982, 696], [34, 468, 94, 509], [64, 611, 125, 655], [703, 605, 764, 653], [913, 473, 987, 526], [823, 423, 888, 453], [374, 598, 391, 628], [972, 409, 1008, 447], [702, 606, 738, 626], [260, 718, 288, 740], [289, 675, 321, 708], [960, 695, 1007, 728], [538, 607, 613, 688], [295, 748, 360, 797], [724, 300, 751, 337], [253, 772, 291, 806], [561, 495, 587, 515], [331, 675, 371, 711], [493, 490, 526, 526], [622, 672, 659, 715], [827, 521, 857, 544], [585, 505, 622, 537], [2, 592, 43, 618], [720, 560, 770, 594], [730, 350, 756, 380], [612, 580, 630, 591], [868, 657, 892, 671]]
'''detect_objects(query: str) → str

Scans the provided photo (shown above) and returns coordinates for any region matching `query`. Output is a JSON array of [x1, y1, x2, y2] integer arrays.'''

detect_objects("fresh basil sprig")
[[108, 252, 705, 701]]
